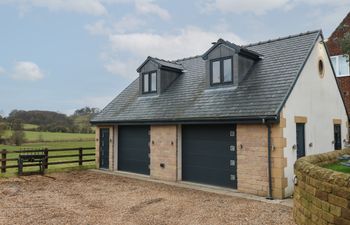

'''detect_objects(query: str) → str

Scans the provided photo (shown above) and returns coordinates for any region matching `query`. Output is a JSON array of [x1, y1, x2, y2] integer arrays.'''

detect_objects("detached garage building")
[[91, 30, 348, 199]]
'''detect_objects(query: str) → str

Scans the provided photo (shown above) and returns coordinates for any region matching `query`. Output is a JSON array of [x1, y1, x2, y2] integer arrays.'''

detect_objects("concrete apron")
[[90, 169, 293, 208]]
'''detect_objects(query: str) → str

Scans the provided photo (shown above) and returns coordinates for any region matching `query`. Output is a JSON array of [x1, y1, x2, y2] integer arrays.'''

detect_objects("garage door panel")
[[182, 145, 233, 157], [118, 126, 150, 175], [182, 165, 233, 187], [118, 159, 149, 175], [182, 154, 234, 169], [182, 125, 236, 188], [183, 140, 234, 154], [119, 148, 148, 159]]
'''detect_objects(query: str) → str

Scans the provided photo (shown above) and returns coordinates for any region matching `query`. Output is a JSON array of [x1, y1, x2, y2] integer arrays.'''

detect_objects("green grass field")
[[24, 131, 94, 142], [0, 141, 96, 178], [23, 123, 39, 130], [324, 161, 350, 174], [4, 130, 94, 142]]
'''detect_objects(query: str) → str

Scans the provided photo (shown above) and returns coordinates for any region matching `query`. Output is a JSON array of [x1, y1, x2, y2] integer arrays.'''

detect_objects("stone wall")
[[237, 124, 269, 197], [236, 120, 287, 199], [293, 149, 350, 225], [150, 125, 178, 181]]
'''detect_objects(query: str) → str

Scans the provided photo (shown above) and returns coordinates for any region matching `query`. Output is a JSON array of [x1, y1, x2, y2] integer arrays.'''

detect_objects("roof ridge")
[[173, 55, 202, 62], [244, 29, 321, 47], [148, 56, 182, 65]]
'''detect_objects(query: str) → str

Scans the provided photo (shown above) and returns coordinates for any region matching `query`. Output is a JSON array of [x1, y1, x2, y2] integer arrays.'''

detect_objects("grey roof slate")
[[91, 30, 321, 123]]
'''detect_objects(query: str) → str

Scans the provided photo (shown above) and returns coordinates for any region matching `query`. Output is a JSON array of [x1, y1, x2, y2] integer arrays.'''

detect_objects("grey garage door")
[[182, 125, 237, 188], [118, 126, 150, 175]]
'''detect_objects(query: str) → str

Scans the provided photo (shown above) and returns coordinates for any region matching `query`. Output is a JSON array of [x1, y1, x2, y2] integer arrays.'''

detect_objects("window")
[[143, 71, 157, 93], [210, 57, 233, 85], [330, 55, 350, 77]]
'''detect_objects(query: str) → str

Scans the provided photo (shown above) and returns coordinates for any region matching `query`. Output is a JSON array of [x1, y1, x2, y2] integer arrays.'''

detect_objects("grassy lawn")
[[23, 123, 39, 130], [324, 162, 350, 174], [4, 130, 94, 142], [0, 141, 96, 177], [24, 131, 94, 142]]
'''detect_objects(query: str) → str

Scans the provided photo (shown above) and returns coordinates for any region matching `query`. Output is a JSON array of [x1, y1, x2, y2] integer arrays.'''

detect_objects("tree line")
[[6, 107, 100, 133]]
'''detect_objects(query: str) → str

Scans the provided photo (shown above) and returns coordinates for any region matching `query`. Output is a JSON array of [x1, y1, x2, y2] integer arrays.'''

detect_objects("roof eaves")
[[275, 29, 322, 116], [90, 114, 279, 125]]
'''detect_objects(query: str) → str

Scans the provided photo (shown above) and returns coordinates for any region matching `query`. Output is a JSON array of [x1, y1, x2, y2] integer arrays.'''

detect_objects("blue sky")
[[0, 0, 349, 116]]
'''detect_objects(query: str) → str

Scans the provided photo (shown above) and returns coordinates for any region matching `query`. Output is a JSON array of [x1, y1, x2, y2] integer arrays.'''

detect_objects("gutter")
[[90, 115, 279, 126]]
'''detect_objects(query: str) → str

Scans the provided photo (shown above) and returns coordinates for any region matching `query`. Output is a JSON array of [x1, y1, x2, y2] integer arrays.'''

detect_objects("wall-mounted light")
[[293, 175, 298, 185]]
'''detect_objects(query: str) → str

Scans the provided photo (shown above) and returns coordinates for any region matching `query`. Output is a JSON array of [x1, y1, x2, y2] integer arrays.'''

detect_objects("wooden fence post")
[[44, 148, 48, 169], [1, 149, 7, 173], [79, 148, 83, 166]]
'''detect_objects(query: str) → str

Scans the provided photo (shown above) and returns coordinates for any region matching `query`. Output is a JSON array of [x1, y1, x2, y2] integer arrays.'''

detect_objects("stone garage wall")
[[293, 149, 350, 225]]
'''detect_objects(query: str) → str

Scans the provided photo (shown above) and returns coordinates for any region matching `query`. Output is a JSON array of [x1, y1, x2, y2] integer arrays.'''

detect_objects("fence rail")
[[0, 147, 95, 174]]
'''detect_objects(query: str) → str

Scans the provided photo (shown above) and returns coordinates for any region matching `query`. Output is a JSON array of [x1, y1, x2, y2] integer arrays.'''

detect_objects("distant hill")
[[6, 107, 99, 133]]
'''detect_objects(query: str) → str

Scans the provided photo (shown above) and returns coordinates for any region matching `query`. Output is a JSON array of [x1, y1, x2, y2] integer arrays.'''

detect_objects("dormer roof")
[[202, 38, 263, 60], [136, 56, 184, 73]]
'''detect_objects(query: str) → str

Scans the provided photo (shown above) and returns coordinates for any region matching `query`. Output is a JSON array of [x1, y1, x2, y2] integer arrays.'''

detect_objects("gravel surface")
[[0, 171, 296, 225]]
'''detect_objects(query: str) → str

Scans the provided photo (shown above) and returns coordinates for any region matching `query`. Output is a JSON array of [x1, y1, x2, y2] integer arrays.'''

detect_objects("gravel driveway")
[[0, 171, 295, 225]]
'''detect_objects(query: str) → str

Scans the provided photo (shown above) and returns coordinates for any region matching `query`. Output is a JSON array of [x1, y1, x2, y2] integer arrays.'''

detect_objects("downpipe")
[[266, 123, 273, 200]]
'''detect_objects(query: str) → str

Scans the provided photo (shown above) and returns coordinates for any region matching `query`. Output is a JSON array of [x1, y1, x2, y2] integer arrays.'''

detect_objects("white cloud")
[[85, 20, 111, 36], [135, 0, 171, 20], [103, 26, 244, 79], [104, 58, 140, 78], [113, 15, 145, 33], [85, 16, 145, 36], [201, 0, 350, 15], [0, 0, 108, 16], [202, 0, 291, 15], [109, 26, 244, 60], [11, 61, 44, 81]]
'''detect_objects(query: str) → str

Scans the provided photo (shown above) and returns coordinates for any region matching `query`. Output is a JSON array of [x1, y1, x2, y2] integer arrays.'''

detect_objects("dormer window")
[[143, 71, 157, 93], [210, 57, 233, 85]]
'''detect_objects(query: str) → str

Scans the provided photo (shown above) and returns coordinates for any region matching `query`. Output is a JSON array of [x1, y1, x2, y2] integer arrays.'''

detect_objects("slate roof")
[[91, 30, 321, 124]]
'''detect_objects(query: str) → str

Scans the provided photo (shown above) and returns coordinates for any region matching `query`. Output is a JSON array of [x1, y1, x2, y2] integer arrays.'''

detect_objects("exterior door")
[[99, 128, 109, 169], [334, 124, 342, 150], [182, 125, 237, 188], [118, 126, 150, 175], [296, 123, 305, 159]]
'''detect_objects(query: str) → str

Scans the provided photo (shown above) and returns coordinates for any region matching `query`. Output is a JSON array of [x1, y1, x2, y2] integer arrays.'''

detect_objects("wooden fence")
[[0, 147, 95, 174]]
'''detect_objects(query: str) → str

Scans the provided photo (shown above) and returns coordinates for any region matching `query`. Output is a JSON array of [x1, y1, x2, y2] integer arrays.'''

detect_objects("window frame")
[[330, 54, 350, 77], [209, 56, 233, 86], [142, 71, 157, 94]]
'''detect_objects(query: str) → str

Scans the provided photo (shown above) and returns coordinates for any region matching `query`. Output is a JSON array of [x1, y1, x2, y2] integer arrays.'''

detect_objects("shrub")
[[10, 130, 26, 146]]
